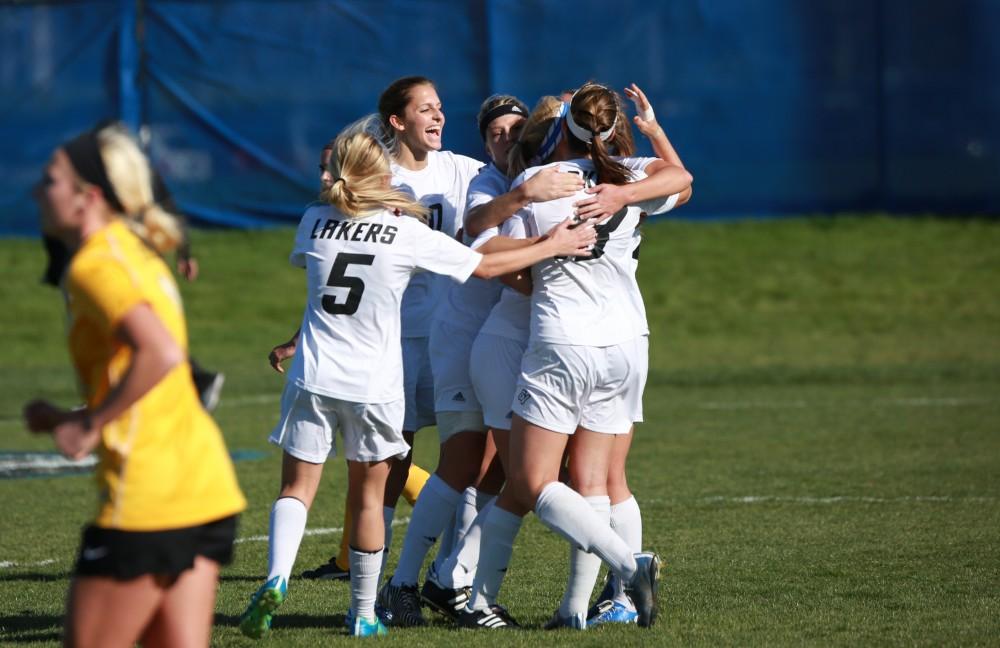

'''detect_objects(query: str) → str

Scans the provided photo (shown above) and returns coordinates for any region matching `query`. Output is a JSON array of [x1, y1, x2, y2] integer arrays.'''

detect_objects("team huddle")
[[242, 76, 693, 637], [24, 74, 691, 645]]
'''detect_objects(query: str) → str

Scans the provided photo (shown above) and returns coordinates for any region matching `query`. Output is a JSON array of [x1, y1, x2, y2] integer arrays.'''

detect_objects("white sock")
[[431, 486, 493, 581], [534, 482, 637, 581], [390, 474, 462, 586], [466, 504, 522, 611], [349, 546, 383, 621], [558, 495, 610, 618], [429, 515, 457, 581], [457, 486, 493, 546], [439, 498, 495, 589], [266, 497, 308, 585], [380, 506, 395, 581], [610, 496, 643, 606]]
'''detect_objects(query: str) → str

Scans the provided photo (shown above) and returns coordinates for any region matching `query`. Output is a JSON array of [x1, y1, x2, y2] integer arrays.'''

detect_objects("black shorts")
[[74, 515, 238, 580]]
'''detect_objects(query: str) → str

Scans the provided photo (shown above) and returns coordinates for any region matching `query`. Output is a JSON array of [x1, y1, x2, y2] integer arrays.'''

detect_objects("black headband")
[[62, 129, 125, 213], [478, 103, 526, 140]]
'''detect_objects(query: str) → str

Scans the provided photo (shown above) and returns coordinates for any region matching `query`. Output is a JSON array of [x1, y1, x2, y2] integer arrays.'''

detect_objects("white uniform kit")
[[469, 213, 532, 431], [270, 204, 482, 462], [391, 150, 483, 431], [512, 158, 656, 435], [429, 162, 508, 439]]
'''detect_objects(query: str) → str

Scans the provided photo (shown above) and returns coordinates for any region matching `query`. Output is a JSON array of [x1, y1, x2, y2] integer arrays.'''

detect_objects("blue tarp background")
[[1, 0, 998, 235]]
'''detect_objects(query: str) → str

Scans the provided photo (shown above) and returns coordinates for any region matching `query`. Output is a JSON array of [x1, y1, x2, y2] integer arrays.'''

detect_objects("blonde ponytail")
[[95, 125, 183, 254], [325, 116, 429, 221]]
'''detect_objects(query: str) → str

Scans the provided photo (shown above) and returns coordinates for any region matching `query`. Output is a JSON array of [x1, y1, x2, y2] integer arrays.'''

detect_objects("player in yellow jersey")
[[23, 123, 246, 648]]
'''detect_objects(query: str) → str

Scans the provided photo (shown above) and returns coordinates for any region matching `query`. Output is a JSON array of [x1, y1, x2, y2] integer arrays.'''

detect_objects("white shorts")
[[269, 383, 409, 463], [403, 337, 436, 432], [470, 331, 526, 431], [429, 320, 482, 415], [436, 410, 487, 443], [512, 338, 644, 435], [628, 335, 649, 423]]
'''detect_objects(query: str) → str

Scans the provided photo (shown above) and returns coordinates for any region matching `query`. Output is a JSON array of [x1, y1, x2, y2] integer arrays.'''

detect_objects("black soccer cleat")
[[301, 555, 350, 581], [377, 578, 427, 627], [457, 604, 520, 630], [624, 552, 660, 628], [421, 576, 471, 621]]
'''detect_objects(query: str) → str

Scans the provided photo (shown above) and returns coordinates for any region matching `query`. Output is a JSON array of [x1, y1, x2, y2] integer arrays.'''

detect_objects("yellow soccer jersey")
[[65, 219, 246, 531]]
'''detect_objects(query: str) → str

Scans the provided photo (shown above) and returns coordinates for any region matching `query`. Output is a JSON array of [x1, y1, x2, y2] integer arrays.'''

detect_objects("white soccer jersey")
[[473, 213, 532, 344], [433, 163, 509, 332], [515, 158, 657, 347], [391, 150, 483, 337], [285, 204, 482, 402]]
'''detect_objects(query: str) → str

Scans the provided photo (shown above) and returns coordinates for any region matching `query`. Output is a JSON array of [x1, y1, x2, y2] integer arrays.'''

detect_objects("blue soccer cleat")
[[346, 608, 389, 637], [586, 600, 639, 627]]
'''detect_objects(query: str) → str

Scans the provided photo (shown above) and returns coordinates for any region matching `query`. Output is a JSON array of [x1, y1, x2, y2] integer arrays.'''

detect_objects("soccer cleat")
[[346, 609, 389, 637], [420, 575, 471, 621], [457, 604, 520, 630], [586, 600, 639, 627], [586, 574, 617, 619], [239, 575, 287, 639], [301, 555, 350, 580], [376, 578, 427, 627], [194, 370, 225, 412], [542, 610, 586, 630], [623, 552, 660, 628]]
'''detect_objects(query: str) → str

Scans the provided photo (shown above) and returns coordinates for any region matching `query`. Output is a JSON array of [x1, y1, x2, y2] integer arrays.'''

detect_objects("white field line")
[[697, 396, 995, 410], [697, 495, 996, 505], [234, 516, 411, 545], [0, 558, 56, 569], [216, 393, 281, 408], [698, 401, 808, 410], [0, 517, 412, 570]]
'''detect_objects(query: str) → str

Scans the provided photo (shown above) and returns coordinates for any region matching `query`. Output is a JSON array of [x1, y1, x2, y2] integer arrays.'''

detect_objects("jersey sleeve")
[[466, 167, 507, 212], [455, 154, 486, 186], [290, 206, 322, 268], [636, 192, 681, 215], [68, 254, 146, 332], [470, 224, 499, 250], [409, 224, 483, 284], [619, 156, 659, 174]]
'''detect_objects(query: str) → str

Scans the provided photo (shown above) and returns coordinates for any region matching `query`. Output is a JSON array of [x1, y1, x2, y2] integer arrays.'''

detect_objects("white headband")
[[566, 108, 617, 144]]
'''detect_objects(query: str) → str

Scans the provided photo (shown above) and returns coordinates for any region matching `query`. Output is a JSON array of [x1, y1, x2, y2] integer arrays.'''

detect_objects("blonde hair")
[[95, 125, 183, 254], [325, 116, 429, 221], [507, 95, 565, 179]]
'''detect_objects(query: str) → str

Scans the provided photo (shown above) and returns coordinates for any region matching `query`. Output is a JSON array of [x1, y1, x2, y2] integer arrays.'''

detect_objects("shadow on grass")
[[218, 574, 272, 582], [0, 613, 62, 644], [215, 612, 347, 629], [0, 572, 69, 582]]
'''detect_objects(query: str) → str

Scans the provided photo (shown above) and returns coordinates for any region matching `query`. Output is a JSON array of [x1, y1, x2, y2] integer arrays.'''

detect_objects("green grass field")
[[1, 215, 999, 646]]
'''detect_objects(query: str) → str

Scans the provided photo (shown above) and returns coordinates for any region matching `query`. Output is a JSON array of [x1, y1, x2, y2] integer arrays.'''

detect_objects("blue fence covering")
[[2, 0, 997, 235]]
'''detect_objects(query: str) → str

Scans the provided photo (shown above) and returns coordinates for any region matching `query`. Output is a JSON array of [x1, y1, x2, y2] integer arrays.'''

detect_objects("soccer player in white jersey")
[[435, 87, 692, 626], [581, 82, 694, 627], [381, 93, 587, 623], [238, 117, 598, 638], [300, 76, 484, 586], [375, 77, 485, 570], [459, 83, 692, 631]]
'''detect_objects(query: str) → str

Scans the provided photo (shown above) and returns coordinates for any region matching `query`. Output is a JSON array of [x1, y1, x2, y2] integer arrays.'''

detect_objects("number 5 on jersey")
[[322, 253, 375, 315]]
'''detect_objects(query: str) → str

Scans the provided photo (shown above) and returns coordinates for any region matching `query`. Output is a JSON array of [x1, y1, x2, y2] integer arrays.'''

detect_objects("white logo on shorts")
[[82, 546, 109, 561]]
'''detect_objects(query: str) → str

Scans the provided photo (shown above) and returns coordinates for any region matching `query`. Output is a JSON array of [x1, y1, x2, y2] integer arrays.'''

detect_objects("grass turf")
[[0, 215, 998, 646]]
